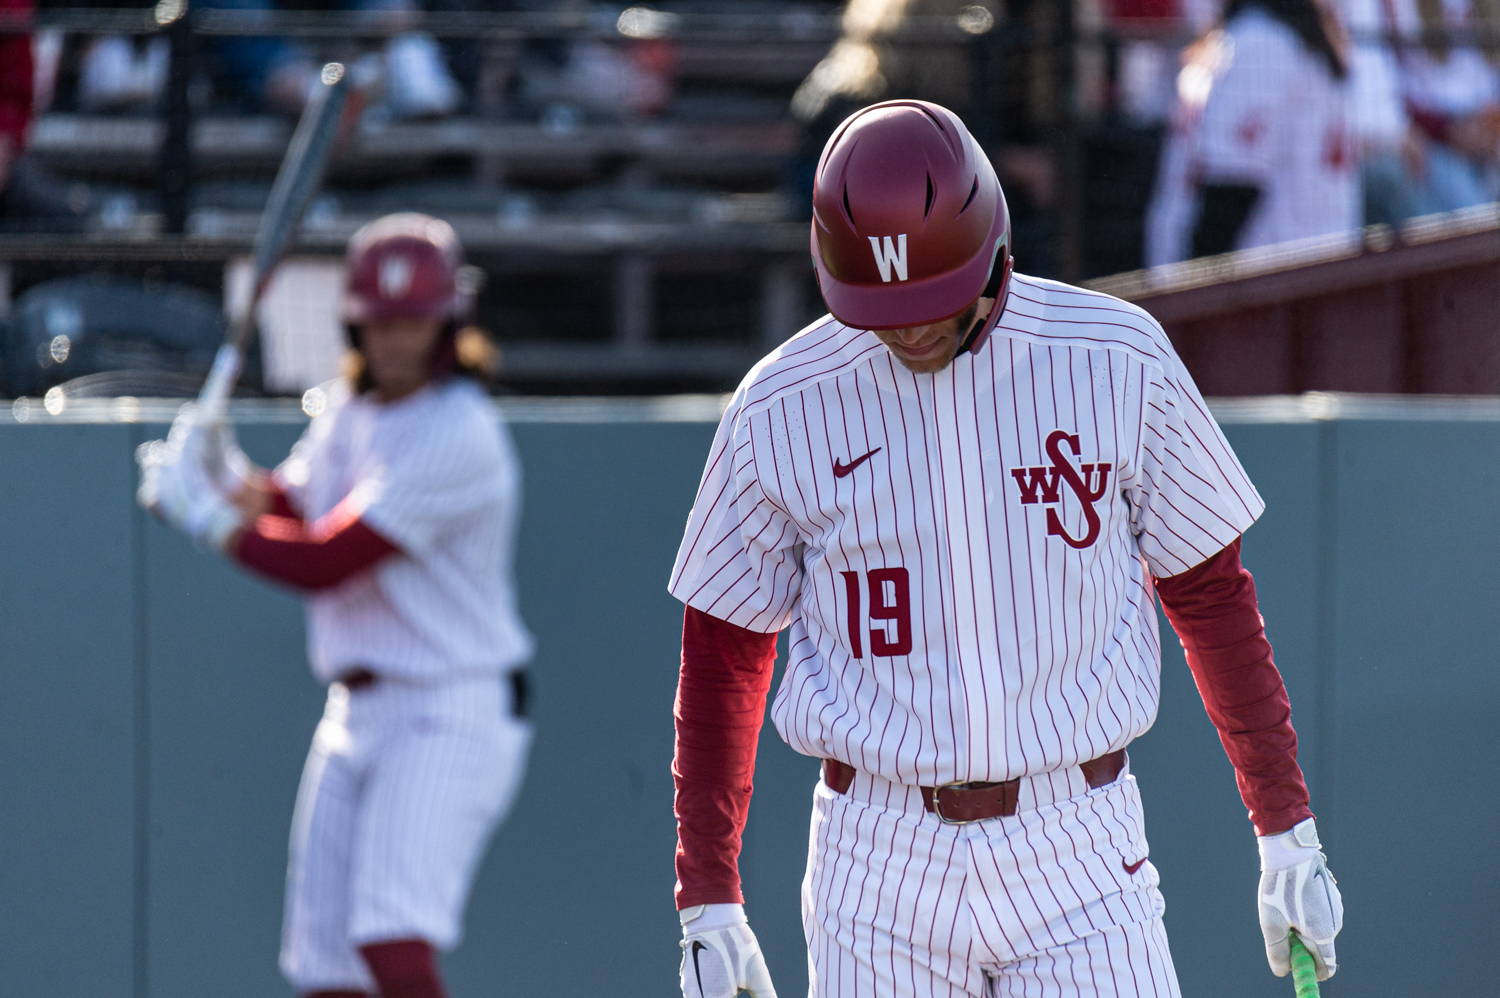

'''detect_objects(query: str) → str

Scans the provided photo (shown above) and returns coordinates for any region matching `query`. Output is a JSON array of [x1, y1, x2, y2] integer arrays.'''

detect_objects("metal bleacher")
[[6, 4, 881, 393], [22, 112, 812, 386]]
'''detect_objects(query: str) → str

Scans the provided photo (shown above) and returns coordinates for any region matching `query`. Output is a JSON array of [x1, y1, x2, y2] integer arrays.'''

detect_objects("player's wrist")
[[1257, 816, 1323, 871], [191, 494, 245, 554], [229, 473, 276, 519], [680, 902, 746, 932], [216, 442, 256, 496]]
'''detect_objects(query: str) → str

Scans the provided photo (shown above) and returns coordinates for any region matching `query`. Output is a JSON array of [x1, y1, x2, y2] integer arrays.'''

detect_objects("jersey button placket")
[[932, 367, 988, 780]]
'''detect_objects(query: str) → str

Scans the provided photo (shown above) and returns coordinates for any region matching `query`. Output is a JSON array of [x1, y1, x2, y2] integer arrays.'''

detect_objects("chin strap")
[[957, 245, 1013, 357]]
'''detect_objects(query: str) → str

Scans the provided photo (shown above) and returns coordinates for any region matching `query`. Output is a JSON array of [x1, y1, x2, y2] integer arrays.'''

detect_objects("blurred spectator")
[[0, 0, 33, 184], [77, 34, 167, 111], [1144, 0, 1358, 263], [791, 0, 998, 125], [419, 0, 484, 106], [790, 0, 984, 209], [65, 0, 465, 117], [1107, 0, 1222, 123], [1345, 0, 1500, 225], [1144, 25, 1220, 262], [515, 37, 676, 124], [0, 0, 90, 229], [201, 0, 462, 117], [788, 0, 1057, 253]]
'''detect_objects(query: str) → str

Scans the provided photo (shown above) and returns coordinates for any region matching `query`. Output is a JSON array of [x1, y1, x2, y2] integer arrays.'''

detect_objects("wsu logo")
[[1011, 430, 1112, 549]]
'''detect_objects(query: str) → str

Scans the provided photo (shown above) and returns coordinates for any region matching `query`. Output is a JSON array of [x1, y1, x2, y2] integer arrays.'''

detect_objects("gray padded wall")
[[0, 402, 1496, 998], [0, 424, 138, 998], [1325, 420, 1500, 998], [446, 421, 720, 997], [1129, 421, 1327, 998], [142, 423, 321, 998]]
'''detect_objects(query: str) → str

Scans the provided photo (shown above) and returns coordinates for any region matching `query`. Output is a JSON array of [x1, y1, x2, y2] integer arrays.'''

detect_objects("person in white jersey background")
[[1344, 0, 1500, 225], [669, 102, 1343, 997], [138, 213, 533, 998], [1145, 0, 1358, 265]]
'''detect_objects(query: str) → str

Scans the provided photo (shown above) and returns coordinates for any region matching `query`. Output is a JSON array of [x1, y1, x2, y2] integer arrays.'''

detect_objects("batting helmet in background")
[[810, 100, 1013, 355], [341, 212, 476, 323]]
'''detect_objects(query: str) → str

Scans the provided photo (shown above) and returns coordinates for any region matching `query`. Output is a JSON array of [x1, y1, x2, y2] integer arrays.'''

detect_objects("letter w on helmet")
[[868, 235, 908, 282]]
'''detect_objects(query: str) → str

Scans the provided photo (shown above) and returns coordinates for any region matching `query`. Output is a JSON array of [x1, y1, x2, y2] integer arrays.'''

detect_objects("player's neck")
[[373, 376, 431, 404]]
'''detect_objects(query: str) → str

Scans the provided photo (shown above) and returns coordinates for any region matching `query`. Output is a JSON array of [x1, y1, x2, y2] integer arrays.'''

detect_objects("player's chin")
[[888, 342, 960, 374]]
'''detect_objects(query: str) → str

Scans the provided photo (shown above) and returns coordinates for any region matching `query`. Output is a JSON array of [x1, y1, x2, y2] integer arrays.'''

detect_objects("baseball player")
[[670, 102, 1343, 997], [1145, 0, 1359, 265], [137, 213, 533, 998]]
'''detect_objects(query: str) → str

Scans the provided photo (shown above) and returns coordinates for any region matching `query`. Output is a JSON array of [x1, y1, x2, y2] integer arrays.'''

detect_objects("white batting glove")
[[680, 904, 778, 998], [166, 403, 255, 497], [1258, 817, 1343, 981], [137, 413, 244, 554], [203, 419, 255, 497]]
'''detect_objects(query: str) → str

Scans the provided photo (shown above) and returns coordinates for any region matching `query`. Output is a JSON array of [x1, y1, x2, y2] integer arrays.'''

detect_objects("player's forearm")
[[233, 500, 400, 591], [674, 606, 778, 909], [255, 474, 301, 522], [267, 484, 299, 520], [1191, 183, 1260, 258], [229, 471, 287, 521], [1155, 537, 1313, 835]]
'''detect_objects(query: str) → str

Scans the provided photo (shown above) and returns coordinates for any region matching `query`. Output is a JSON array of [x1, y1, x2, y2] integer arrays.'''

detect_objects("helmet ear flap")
[[958, 235, 1013, 356]]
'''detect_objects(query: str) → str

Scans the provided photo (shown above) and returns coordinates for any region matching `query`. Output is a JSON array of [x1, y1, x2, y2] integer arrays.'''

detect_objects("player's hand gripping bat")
[[1288, 933, 1320, 998], [196, 62, 350, 424]]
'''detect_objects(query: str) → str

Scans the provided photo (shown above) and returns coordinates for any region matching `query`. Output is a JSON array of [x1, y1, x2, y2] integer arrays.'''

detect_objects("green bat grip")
[[1289, 932, 1320, 998]]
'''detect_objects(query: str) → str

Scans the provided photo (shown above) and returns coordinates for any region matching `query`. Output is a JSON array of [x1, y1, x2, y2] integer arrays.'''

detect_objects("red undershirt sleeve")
[[233, 496, 402, 592], [674, 605, 779, 909], [1154, 536, 1313, 836], [264, 479, 300, 520]]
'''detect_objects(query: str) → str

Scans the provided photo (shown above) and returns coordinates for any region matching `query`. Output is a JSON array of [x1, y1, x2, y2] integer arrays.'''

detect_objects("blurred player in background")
[[138, 213, 532, 998], [1145, 0, 1359, 264]]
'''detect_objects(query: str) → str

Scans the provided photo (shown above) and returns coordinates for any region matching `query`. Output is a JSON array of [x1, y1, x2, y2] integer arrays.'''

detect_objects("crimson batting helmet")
[[811, 100, 1013, 355], [341, 212, 473, 323]]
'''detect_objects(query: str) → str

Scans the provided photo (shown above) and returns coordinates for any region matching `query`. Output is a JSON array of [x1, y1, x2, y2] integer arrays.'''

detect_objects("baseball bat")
[[1288, 932, 1320, 998], [196, 62, 351, 422]]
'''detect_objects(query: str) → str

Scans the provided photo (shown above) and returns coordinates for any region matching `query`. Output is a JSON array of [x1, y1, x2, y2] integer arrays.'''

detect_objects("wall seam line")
[[1315, 419, 1338, 849], [130, 423, 150, 998]]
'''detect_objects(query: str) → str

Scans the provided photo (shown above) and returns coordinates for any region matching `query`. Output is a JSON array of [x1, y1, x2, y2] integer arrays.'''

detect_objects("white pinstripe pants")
[[802, 759, 1181, 998], [279, 675, 531, 993]]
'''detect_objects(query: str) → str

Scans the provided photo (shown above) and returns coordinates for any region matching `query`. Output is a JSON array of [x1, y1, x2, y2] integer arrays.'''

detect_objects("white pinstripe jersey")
[[277, 378, 534, 685], [1146, 9, 1359, 264], [1193, 10, 1358, 252], [669, 274, 1263, 787]]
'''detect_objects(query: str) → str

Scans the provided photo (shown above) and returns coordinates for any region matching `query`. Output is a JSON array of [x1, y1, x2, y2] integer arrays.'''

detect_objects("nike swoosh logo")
[[691, 940, 708, 997], [1124, 858, 1147, 875], [833, 447, 882, 478]]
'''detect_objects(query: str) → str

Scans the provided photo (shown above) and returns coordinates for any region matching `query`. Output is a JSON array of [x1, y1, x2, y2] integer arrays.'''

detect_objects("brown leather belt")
[[334, 668, 532, 722], [822, 749, 1126, 824], [337, 668, 378, 691]]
